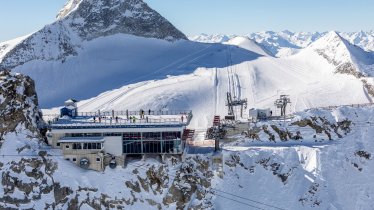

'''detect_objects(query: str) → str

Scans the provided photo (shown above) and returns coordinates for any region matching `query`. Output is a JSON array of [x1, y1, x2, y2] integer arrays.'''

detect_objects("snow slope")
[[12, 34, 259, 108], [0, 0, 267, 109], [224, 36, 271, 57], [57, 33, 372, 129]]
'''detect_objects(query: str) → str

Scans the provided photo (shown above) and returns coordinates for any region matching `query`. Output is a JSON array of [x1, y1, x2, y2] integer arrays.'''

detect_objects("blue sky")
[[0, 0, 373, 42]]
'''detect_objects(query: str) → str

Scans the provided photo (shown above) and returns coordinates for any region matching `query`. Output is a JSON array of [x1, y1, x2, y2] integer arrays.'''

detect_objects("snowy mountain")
[[0, 0, 187, 68], [189, 31, 324, 57], [41, 31, 372, 130], [340, 31, 374, 52], [190, 31, 374, 57], [0, 0, 261, 108], [305, 31, 374, 77], [189, 34, 237, 44]]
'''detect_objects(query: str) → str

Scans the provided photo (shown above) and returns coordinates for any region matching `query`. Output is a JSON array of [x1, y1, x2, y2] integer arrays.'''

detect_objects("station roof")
[[49, 112, 192, 130]]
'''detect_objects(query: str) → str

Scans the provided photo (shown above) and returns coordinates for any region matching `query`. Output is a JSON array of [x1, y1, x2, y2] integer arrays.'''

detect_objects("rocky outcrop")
[[0, 70, 41, 140]]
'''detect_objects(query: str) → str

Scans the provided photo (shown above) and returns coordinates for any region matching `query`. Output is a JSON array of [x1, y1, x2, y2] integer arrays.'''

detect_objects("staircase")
[[213, 115, 221, 126]]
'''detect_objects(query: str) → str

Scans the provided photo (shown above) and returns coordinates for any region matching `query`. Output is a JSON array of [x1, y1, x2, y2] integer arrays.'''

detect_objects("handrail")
[[73, 110, 192, 118]]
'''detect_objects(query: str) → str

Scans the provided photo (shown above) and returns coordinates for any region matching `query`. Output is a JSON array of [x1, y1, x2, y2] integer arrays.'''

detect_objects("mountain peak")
[[57, 0, 82, 20], [0, 0, 187, 69], [56, 0, 187, 41], [308, 31, 352, 64], [305, 30, 374, 78]]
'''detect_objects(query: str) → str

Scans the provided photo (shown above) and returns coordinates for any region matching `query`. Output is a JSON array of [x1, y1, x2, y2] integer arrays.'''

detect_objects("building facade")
[[47, 111, 192, 171]]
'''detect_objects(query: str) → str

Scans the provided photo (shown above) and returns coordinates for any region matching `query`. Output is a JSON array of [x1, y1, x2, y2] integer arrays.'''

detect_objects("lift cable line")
[[215, 194, 266, 210], [275, 95, 291, 117], [224, 45, 248, 119], [125, 162, 287, 210]]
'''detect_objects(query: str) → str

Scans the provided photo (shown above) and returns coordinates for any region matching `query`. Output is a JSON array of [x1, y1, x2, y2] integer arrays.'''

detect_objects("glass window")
[[123, 132, 141, 141], [104, 133, 121, 136], [73, 158, 76, 162], [97, 143, 101, 149], [162, 132, 181, 140], [96, 157, 101, 162], [65, 145, 70, 149], [142, 132, 161, 141]]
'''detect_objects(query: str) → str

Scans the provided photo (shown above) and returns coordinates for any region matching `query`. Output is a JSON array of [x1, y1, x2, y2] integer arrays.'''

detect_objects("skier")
[[93, 116, 96, 123], [181, 115, 184, 122], [148, 109, 151, 115], [115, 116, 118, 123]]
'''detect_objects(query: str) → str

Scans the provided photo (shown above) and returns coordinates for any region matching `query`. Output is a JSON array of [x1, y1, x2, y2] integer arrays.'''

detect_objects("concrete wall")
[[61, 142, 103, 156], [49, 133, 64, 148], [103, 136, 122, 156], [64, 153, 104, 171]]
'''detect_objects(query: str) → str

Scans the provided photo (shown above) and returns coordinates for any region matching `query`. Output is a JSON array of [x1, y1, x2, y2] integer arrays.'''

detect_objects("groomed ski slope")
[[68, 42, 370, 129], [12, 34, 261, 108]]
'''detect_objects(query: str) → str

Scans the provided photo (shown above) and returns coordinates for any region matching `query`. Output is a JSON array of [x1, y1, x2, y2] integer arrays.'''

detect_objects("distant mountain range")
[[189, 31, 374, 57]]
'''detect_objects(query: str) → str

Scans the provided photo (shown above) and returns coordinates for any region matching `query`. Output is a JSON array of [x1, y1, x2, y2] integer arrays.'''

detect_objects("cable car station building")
[[47, 100, 193, 171]]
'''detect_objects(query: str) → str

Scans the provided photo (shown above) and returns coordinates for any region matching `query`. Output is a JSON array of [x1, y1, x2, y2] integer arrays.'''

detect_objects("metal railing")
[[47, 113, 193, 129], [75, 110, 192, 118], [41, 110, 193, 129]]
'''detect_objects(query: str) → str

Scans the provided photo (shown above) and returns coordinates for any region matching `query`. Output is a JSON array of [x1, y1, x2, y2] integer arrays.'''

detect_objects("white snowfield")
[[48, 31, 372, 129]]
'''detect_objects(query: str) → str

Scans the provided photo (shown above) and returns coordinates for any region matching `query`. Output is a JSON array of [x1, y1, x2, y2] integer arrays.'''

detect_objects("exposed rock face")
[[0, 0, 187, 69], [62, 0, 187, 41], [0, 70, 41, 140]]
